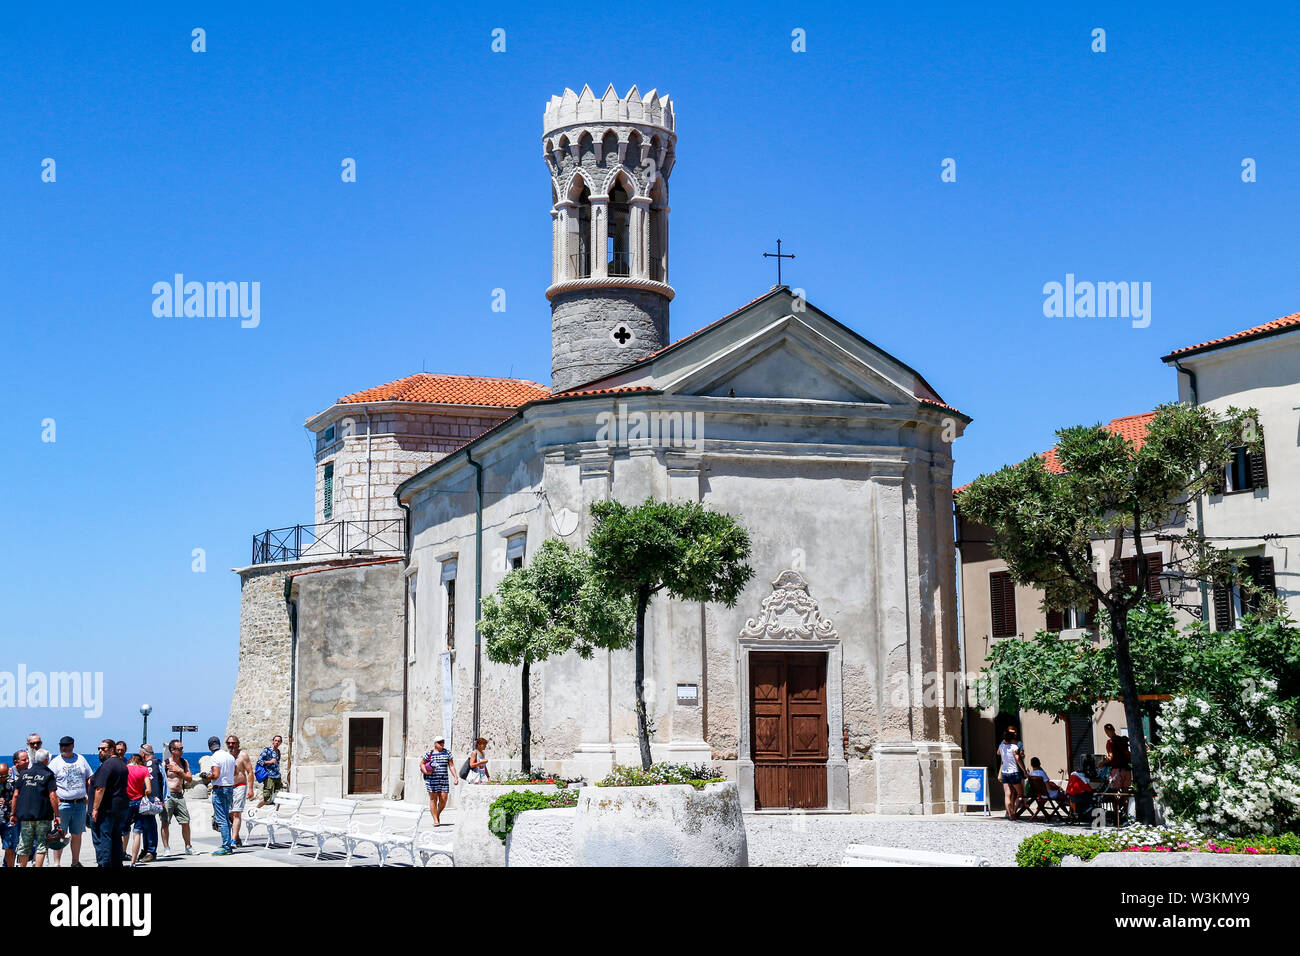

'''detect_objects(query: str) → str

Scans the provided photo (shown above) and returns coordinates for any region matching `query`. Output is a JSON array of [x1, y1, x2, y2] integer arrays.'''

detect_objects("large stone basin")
[[572, 781, 747, 867]]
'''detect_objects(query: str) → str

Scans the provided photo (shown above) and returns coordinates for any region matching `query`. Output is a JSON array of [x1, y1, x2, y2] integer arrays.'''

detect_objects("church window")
[[608, 178, 631, 276], [989, 571, 1016, 637], [506, 533, 526, 570], [441, 559, 458, 652]]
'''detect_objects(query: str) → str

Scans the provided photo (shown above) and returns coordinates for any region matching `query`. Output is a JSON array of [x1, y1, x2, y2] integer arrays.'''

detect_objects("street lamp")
[[140, 703, 152, 748]]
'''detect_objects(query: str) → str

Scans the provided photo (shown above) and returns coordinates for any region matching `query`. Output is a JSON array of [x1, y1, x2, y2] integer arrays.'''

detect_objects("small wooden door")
[[751, 652, 828, 809], [348, 718, 383, 794]]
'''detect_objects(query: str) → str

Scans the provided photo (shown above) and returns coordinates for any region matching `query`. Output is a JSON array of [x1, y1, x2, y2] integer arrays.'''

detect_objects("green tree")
[[480, 538, 635, 772], [588, 498, 755, 770], [961, 401, 1262, 823]]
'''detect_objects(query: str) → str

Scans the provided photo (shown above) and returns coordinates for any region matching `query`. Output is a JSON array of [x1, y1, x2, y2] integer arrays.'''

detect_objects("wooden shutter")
[[1212, 578, 1233, 631], [1208, 463, 1226, 496], [1249, 435, 1269, 489], [1145, 553, 1164, 600], [990, 572, 1016, 637], [1255, 556, 1277, 597], [324, 463, 334, 520], [1046, 609, 1065, 632], [1121, 557, 1137, 587]]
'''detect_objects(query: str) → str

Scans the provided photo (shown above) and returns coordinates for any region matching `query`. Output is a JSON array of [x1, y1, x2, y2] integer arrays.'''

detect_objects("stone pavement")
[[35, 800, 456, 869], [28, 801, 1071, 867]]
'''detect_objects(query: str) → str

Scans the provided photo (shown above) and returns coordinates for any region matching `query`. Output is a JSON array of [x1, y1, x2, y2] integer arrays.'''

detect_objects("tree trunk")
[[1110, 607, 1157, 824], [521, 657, 531, 774], [634, 589, 653, 770]]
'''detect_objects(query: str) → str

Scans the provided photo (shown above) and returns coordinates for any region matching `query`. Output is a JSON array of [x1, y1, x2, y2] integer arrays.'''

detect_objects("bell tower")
[[543, 84, 676, 391]]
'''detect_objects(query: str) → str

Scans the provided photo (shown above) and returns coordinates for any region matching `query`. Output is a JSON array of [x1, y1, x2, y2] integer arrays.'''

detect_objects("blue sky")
[[3, 1, 1299, 748]]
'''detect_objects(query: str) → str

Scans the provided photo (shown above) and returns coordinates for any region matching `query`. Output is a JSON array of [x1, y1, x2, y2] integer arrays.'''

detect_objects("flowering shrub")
[[1016, 824, 1300, 866], [483, 769, 578, 788], [596, 762, 726, 789], [1152, 681, 1300, 836], [487, 789, 579, 843]]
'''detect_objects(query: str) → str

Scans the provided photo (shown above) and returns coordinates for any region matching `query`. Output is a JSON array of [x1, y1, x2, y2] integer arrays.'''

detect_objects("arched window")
[[567, 177, 591, 278], [649, 177, 668, 282], [607, 174, 632, 276]]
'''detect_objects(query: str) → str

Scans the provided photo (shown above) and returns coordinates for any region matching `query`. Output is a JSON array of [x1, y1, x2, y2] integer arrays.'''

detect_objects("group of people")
[[0, 730, 286, 867], [419, 735, 489, 826], [996, 723, 1133, 820]]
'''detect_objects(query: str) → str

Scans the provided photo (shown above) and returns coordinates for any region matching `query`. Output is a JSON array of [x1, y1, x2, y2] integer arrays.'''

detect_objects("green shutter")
[[324, 463, 334, 520]]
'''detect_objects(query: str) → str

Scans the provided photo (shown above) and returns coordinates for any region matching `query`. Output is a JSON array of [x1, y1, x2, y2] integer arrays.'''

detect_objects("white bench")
[[285, 797, 360, 860], [344, 802, 426, 866], [244, 791, 307, 847], [416, 828, 455, 866], [841, 844, 991, 867]]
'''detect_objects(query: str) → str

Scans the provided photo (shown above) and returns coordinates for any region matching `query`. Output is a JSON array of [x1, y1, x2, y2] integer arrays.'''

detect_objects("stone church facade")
[[229, 84, 970, 813]]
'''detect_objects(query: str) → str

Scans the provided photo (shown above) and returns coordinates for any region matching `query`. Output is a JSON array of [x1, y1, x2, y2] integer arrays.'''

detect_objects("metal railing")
[[251, 518, 405, 564], [607, 251, 631, 276]]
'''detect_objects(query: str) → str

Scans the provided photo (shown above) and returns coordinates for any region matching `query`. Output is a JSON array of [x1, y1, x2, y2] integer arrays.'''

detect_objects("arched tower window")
[[567, 177, 591, 278], [607, 175, 632, 276], [649, 177, 668, 282]]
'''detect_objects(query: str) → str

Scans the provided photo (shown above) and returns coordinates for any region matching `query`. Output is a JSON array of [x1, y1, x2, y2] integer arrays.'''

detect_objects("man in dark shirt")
[[0, 762, 16, 867], [10, 749, 59, 867], [89, 738, 130, 868]]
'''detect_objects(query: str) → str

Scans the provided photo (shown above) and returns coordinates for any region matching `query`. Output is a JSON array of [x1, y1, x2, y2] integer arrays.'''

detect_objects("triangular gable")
[[662, 313, 913, 405]]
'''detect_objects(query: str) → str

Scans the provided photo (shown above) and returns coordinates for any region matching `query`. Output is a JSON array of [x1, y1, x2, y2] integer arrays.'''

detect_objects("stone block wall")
[[550, 288, 669, 390], [226, 564, 296, 766], [313, 409, 512, 525]]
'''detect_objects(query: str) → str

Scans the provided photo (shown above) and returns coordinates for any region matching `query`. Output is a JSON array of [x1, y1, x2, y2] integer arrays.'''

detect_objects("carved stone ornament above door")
[[739, 570, 838, 642]]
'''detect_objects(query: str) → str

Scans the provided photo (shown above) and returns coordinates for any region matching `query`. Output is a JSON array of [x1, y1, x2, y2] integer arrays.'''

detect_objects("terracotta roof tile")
[[1163, 312, 1300, 360], [955, 411, 1155, 495], [338, 373, 550, 408]]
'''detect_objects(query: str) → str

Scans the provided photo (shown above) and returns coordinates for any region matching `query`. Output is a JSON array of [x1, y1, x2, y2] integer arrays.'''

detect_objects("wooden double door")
[[751, 652, 828, 809], [348, 717, 384, 794]]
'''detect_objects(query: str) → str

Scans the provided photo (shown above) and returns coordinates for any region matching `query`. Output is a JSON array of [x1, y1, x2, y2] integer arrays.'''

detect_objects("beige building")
[[1163, 312, 1299, 624], [956, 413, 1161, 785]]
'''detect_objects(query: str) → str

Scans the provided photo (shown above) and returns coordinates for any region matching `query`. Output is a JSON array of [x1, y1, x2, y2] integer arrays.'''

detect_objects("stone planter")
[[505, 807, 576, 867], [452, 783, 560, 867], [1063, 852, 1300, 867], [572, 781, 747, 867]]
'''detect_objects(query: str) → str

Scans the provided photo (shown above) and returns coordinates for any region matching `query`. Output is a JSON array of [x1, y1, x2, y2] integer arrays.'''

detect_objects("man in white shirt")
[[199, 735, 237, 856], [50, 736, 94, 867]]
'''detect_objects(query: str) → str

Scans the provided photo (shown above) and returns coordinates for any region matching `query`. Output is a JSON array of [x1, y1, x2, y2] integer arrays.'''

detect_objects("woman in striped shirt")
[[420, 736, 458, 826]]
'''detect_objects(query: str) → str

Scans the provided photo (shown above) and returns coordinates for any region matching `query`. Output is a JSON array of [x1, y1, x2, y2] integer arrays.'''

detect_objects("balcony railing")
[[607, 251, 631, 276], [251, 518, 405, 565]]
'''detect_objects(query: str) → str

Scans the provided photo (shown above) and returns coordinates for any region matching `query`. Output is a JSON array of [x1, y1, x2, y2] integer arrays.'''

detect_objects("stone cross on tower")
[[543, 84, 677, 391]]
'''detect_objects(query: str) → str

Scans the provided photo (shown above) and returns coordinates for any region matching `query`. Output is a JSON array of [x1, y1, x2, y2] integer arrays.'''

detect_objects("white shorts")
[[232, 787, 247, 814]]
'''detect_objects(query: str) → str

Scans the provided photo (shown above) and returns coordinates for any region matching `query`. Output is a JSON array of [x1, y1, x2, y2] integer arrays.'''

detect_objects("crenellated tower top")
[[544, 85, 676, 391]]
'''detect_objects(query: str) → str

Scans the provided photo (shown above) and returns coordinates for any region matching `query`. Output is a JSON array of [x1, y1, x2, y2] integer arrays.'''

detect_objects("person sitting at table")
[[1027, 757, 1063, 800], [1065, 759, 1096, 819]]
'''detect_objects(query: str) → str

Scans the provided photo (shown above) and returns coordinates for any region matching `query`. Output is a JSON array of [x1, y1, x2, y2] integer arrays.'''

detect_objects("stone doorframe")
[[735, 570, 849, 811]]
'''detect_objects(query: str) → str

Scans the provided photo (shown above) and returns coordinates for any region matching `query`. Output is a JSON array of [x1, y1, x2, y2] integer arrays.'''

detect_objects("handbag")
[[459, 756, 472, 780], [255, 764, 268, 783], [138, 795, 164, 816]]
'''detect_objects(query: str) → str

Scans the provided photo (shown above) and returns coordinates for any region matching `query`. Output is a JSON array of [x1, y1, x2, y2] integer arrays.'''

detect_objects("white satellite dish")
[[549, 507, 579, 537]]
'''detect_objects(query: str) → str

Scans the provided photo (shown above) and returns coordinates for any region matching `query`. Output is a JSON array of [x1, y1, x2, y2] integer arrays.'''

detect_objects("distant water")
[[83, 752, 208, 773]]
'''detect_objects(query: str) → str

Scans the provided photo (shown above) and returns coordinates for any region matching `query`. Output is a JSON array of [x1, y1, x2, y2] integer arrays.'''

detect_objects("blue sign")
[[959, 766, 987, 806]]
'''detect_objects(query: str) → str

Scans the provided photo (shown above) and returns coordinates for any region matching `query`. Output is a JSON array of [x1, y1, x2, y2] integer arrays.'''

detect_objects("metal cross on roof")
[[762, 238, 795, 285]]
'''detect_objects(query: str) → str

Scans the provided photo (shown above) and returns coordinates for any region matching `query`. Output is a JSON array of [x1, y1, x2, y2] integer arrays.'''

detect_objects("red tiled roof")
[[552, 385, 657, 398], [338, 373, 550, 408], [955, 411, 1155, 495], [1162, 312, 1300, 361]]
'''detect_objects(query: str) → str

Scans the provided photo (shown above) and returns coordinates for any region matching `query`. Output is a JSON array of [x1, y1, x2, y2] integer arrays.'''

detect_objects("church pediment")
[[662, 314, 915, 405]]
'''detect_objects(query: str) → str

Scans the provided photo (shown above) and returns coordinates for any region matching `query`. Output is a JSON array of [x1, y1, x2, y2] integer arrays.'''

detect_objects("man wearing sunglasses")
[[88, 739, 129, 867]]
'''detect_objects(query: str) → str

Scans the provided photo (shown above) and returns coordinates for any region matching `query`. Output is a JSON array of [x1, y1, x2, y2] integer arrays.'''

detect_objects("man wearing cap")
[[199, 735, 237, 856], [50, 736, 94, 867]]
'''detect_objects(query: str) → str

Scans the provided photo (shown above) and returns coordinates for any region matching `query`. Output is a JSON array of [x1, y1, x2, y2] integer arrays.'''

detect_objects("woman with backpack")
[[466, 738, 490, 783], [420, 736, 458, 826]]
